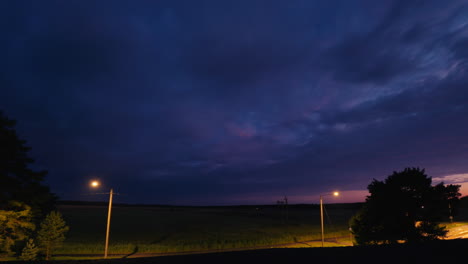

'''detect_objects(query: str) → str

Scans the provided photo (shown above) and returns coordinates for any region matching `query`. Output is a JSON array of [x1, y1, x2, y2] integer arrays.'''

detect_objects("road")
[[446, 224, 468, 239]]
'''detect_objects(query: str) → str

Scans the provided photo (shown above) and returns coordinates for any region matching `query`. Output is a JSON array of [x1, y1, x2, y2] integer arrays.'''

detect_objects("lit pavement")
[[446, 224, 468, 239]]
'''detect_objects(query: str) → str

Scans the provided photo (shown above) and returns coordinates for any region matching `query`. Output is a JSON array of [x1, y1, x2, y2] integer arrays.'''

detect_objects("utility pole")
[[319, 192, 339, 247], [284, 196, 288, 223], [320, 195, 324, 247], [90, 181, 115, 259], [104, 188, 113, 258]]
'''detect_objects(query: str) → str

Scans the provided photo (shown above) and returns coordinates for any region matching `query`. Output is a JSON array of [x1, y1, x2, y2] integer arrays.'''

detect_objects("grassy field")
[[55, 203, 361, 256], [14, 239, 468, 264]]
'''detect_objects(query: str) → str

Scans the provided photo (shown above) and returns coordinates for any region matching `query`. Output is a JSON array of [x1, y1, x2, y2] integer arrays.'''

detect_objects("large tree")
[[0, 111, 56, 220], [350, 168, 461, 245]]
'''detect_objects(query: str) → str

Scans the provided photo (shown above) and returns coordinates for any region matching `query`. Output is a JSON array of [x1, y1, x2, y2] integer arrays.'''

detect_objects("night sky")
[[2, 0, 468, 205]]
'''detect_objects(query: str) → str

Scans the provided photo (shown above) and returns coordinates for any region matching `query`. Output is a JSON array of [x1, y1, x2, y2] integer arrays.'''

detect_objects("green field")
[[56, 203, 361, 256]]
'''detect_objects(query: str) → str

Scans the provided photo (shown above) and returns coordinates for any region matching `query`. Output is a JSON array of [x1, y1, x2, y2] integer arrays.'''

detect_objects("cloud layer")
[[1, 0, 468, 204]]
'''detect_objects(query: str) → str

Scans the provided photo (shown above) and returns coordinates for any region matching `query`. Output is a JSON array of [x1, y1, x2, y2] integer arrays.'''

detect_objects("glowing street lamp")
[[320, 191, 339, 247], [90, 180, 113, 259], [90, 180, 100, 188]]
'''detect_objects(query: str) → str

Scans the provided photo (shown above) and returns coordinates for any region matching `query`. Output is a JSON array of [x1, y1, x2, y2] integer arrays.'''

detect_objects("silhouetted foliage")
[[350, 168, 461, 245], [0, 111, 56, 221]]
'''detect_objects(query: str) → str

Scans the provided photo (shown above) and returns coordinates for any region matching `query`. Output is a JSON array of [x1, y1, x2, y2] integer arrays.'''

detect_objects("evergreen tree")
[[0, 111, 56, 221], [37, 211, 69, 260], [0, 202, 35, 255], [19, 239, 39, 261]]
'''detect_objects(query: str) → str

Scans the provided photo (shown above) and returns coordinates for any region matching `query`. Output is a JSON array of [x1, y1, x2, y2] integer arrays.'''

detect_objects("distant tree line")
[[0, 111, 68, 260]]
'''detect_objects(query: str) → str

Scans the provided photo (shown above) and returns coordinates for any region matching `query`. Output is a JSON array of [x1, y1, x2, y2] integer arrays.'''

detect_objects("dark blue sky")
[[2, 0, 468, 205]]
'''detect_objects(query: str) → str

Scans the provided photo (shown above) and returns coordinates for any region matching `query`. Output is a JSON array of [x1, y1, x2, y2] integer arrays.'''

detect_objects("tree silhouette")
[[350, 168, 461, 245], [0, 111, 56, 220]]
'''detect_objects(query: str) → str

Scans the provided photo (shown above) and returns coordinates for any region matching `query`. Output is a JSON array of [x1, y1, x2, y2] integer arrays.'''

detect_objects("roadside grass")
[[55, 204, 358, 255]]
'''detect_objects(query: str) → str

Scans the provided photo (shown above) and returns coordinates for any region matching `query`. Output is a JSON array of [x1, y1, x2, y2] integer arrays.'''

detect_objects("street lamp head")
[[333, 191, 339, 197], [90, 180, 100, 188]]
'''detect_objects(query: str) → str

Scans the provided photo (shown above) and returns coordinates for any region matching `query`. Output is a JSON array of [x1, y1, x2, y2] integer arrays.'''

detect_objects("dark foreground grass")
[[56, 203, 360, 255], [7, 239, 468, 264]]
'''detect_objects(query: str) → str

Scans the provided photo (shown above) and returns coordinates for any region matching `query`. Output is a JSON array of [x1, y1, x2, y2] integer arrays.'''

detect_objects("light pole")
[[90, 180, 114, 259], [320, 191, 339, 247]]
